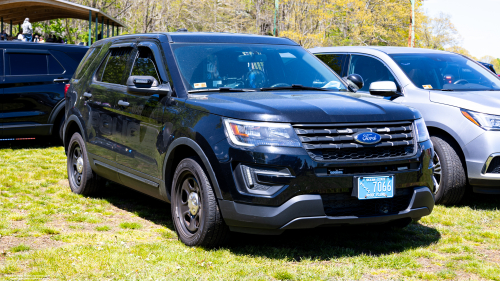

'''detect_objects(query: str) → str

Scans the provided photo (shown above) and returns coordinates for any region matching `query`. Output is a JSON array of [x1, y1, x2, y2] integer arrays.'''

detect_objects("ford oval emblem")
[[354, 132, 382, 145]]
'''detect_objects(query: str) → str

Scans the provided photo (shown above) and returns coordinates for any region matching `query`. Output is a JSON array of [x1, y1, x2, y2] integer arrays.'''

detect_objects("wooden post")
[[112, 23, 114, 37], [1, 17, 3, 35], [95, 14, 98, 42], [107, 19, 109, 38], [88, 10, 92, 46], [100, 16, 104, 40], [10, 20, 12, 37]]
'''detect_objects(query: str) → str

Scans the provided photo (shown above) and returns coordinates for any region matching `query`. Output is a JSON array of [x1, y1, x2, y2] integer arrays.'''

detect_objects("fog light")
[[237, 164, 294, 194]]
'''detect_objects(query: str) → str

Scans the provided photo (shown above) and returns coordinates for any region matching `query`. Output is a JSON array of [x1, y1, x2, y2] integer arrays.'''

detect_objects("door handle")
[[118, 100, 130, 107], [54, 78, 70, 83], [83, 92, 92, 98]]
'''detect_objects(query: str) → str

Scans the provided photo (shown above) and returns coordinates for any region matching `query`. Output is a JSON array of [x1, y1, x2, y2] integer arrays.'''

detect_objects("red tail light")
[[64, 84, 70, 97]]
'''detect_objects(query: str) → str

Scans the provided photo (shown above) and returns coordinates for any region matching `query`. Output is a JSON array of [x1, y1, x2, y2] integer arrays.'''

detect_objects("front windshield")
[[390, 53, 500, 91], [171, 43, 347, 92]]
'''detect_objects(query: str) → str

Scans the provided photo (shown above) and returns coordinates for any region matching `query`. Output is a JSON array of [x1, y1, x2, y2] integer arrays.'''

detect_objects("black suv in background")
[[0, 42, 88, 140], [64, 33, 435, 247]]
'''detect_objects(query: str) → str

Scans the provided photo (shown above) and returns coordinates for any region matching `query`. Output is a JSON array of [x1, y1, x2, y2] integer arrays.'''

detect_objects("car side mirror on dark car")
[[369, 81, 398, 97], [126, 76, 172, 96], [345, 74, 364, 92]]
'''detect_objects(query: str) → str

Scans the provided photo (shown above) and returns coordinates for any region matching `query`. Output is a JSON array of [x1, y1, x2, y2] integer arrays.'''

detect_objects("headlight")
[[461, 109, 500, 130], [223, 118, 302, 147], [414, 118, 430, 142]]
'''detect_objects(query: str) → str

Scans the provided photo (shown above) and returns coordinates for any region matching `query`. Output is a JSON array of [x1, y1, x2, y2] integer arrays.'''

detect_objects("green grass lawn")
[[0, 140, 499, 280]]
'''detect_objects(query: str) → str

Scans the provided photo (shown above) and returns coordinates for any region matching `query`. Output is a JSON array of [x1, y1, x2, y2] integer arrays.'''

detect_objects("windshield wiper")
[[188, 87, 256, 93], [440, 89, 454, 91], [260, 84, 329, 91]]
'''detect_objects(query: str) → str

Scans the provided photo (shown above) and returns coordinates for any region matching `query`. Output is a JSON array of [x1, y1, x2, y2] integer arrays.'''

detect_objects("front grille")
[[321, 187, 414, 217], [293, 122, 416, 161], [486, 157, 500, 174]]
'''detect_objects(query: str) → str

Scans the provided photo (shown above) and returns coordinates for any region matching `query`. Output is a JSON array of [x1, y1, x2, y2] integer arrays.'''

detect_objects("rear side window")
[[48, 55, 65, 74], [316, 54, 347, 76], [74, 47, 101, 79], [8, 53, 48, 75], [96, 48, 132, 85]]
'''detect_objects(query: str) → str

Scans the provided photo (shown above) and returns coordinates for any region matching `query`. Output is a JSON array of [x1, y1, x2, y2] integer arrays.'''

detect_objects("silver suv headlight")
[[414, 118, 430, 142], [461, 109, 500, 131], [223, 118, 302, 147]]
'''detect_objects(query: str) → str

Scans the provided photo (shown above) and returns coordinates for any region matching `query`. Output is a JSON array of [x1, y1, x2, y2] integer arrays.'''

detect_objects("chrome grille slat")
[[294, 122, 417, 161]]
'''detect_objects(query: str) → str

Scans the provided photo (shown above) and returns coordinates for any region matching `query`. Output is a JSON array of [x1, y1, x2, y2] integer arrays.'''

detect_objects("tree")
[[417, 12, 461, 50]]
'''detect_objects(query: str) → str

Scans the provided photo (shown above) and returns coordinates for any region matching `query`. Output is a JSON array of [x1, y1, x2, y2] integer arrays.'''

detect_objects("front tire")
[[171, 157, 229, 247], [67, 132, 102, 195], [431, 135, 466, 205]]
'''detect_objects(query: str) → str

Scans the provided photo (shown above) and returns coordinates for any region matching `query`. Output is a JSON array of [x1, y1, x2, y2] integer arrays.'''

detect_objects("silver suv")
[[310, 46, 500, 205]]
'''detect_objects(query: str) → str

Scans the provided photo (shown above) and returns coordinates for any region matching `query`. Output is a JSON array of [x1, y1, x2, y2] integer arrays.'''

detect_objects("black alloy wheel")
[[171, 157, 229, 247], [67, 133, 102, 195], [70, 145, 84, 187], [176, 175, 203, 235]]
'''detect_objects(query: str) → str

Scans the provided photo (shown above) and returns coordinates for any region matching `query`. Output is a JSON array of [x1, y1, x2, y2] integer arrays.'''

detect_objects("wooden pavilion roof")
[[0, 0, 126, 27]]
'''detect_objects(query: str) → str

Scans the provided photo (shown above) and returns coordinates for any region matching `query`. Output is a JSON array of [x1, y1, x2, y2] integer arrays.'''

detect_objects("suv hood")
[[185, 91, 420, 123], [430, 91, 500, 115]]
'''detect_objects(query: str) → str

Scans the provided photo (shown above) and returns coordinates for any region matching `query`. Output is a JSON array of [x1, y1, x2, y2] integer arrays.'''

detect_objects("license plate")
[[355, 176, 394, 200]]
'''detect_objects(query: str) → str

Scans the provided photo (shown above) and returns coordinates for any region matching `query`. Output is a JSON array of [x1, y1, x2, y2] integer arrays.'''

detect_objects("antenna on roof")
[[177, 28, 188, 32]]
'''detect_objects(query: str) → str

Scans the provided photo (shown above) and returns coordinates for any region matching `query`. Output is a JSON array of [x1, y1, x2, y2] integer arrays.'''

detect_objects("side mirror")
[[126, 76, 171, 96], [369, 81, 398, 97], [345, 74, 364, 92]]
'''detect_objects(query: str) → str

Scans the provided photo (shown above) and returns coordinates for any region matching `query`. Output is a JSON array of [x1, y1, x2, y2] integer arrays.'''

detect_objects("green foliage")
[[119, 222, 142, 229], [10, 244, 30, 253]]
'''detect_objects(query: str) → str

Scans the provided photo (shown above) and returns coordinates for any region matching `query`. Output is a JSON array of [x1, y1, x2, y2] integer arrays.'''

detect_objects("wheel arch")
[[162, 137, 223, 203], [47, 99, 66, 135], [63, 115, 85, 154], [427, 126, 468, 176]]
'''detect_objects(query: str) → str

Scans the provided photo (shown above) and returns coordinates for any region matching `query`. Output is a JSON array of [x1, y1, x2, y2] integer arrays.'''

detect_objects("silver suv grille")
[[293, 121, 416, 161]]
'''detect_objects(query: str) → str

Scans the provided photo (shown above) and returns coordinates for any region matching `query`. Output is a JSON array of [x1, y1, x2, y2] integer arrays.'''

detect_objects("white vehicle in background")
[[310, 46, 500, 205]]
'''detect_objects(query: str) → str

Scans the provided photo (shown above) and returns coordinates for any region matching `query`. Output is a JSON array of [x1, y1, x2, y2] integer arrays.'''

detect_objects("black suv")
[[64, 33, 435, 247], [0, 42, 88, 140]]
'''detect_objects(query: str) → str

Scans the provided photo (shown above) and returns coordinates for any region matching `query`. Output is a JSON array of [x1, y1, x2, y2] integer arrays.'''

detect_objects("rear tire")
[[431, 135, 466, 205], [171, 157, 230, 247], [67, 132, 103, 195]]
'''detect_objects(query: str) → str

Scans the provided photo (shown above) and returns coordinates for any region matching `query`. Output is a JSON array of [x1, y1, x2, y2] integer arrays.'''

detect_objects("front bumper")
[[220, 186, 434, 235], [464, 131, 500, 193]]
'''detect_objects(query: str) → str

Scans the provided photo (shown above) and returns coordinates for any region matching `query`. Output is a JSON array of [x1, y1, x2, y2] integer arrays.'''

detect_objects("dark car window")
[[74, 47, 100, 79], [316, 54, 347, 76], [48, 55, 65, 74], [96, 47, 132, 85], [171, 43, 346, 91], [8, 53, 48, 75], [131, 47, 160, 81], [391, 53, 500, 91], [348, 55, 398, 92]]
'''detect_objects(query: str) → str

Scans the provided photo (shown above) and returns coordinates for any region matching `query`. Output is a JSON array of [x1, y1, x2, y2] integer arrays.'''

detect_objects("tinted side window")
[[348, 55, 397, 92], [8, 53, 48, 75], [48, 55, 65, 74], [131, 47, 160, 81], [96, 48, 132, 85], [316, 54, 347, 76], [74, 47, 101, 79]]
